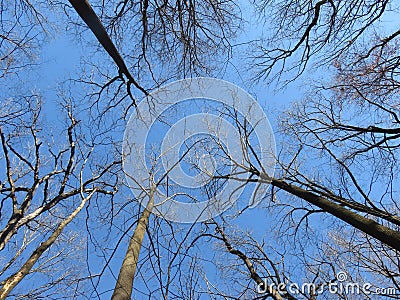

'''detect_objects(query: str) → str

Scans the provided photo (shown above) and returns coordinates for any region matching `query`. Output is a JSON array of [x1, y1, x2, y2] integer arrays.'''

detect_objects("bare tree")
[[251, 0, 399, 82], [0, 0, 47, 78], [2, 0, 400, 299], [63, 0, 241, 122], [68, 0, 148, 102], [0, 97, 119, 298], [111, 184, 154, 300]]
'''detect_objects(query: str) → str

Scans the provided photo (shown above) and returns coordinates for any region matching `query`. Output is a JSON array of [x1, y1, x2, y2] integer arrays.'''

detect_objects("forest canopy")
[[1, 0, 399, 299]]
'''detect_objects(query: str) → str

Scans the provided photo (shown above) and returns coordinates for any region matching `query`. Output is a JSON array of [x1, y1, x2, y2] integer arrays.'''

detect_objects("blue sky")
[[5, 0, 400, 298]]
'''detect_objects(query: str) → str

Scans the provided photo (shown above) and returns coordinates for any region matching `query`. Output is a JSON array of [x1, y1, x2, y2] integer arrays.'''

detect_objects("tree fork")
[[67, 0, 147, 97]]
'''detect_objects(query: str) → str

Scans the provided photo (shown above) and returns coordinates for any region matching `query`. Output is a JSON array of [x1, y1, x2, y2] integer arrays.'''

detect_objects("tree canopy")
[[1, 0, 399, 299]]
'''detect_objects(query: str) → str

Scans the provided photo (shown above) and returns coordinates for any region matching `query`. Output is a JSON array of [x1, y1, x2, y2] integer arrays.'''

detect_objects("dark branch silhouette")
[[68, 0, 148, 101]]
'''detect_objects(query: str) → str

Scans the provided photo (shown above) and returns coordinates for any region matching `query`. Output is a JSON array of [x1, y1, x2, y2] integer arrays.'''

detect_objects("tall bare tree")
[[2, 0, 400, 299], [0, 97, 119, 298]]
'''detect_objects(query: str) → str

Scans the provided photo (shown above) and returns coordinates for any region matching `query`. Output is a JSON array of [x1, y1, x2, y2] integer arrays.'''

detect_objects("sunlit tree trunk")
[[0, 190, 95, 300], [112, 186, 155, 300]]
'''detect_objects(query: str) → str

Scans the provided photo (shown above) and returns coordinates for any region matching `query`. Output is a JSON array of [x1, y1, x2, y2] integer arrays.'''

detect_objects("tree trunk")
[[268, 177, 400, 252], [111, 189, 154, 300], [0, 191, 94, 300]]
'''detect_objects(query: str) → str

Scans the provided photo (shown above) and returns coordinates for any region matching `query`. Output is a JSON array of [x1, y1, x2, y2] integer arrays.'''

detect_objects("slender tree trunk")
[[0, 191, 95, 300], [267, 176, 400, 252], [112, 188, 154, 300], [67, 0, 147, 95]]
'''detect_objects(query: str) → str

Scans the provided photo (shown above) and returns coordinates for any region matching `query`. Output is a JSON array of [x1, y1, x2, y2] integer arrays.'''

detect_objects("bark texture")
[[268, 176, 400, 252], [112, 190, 154, 300]]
